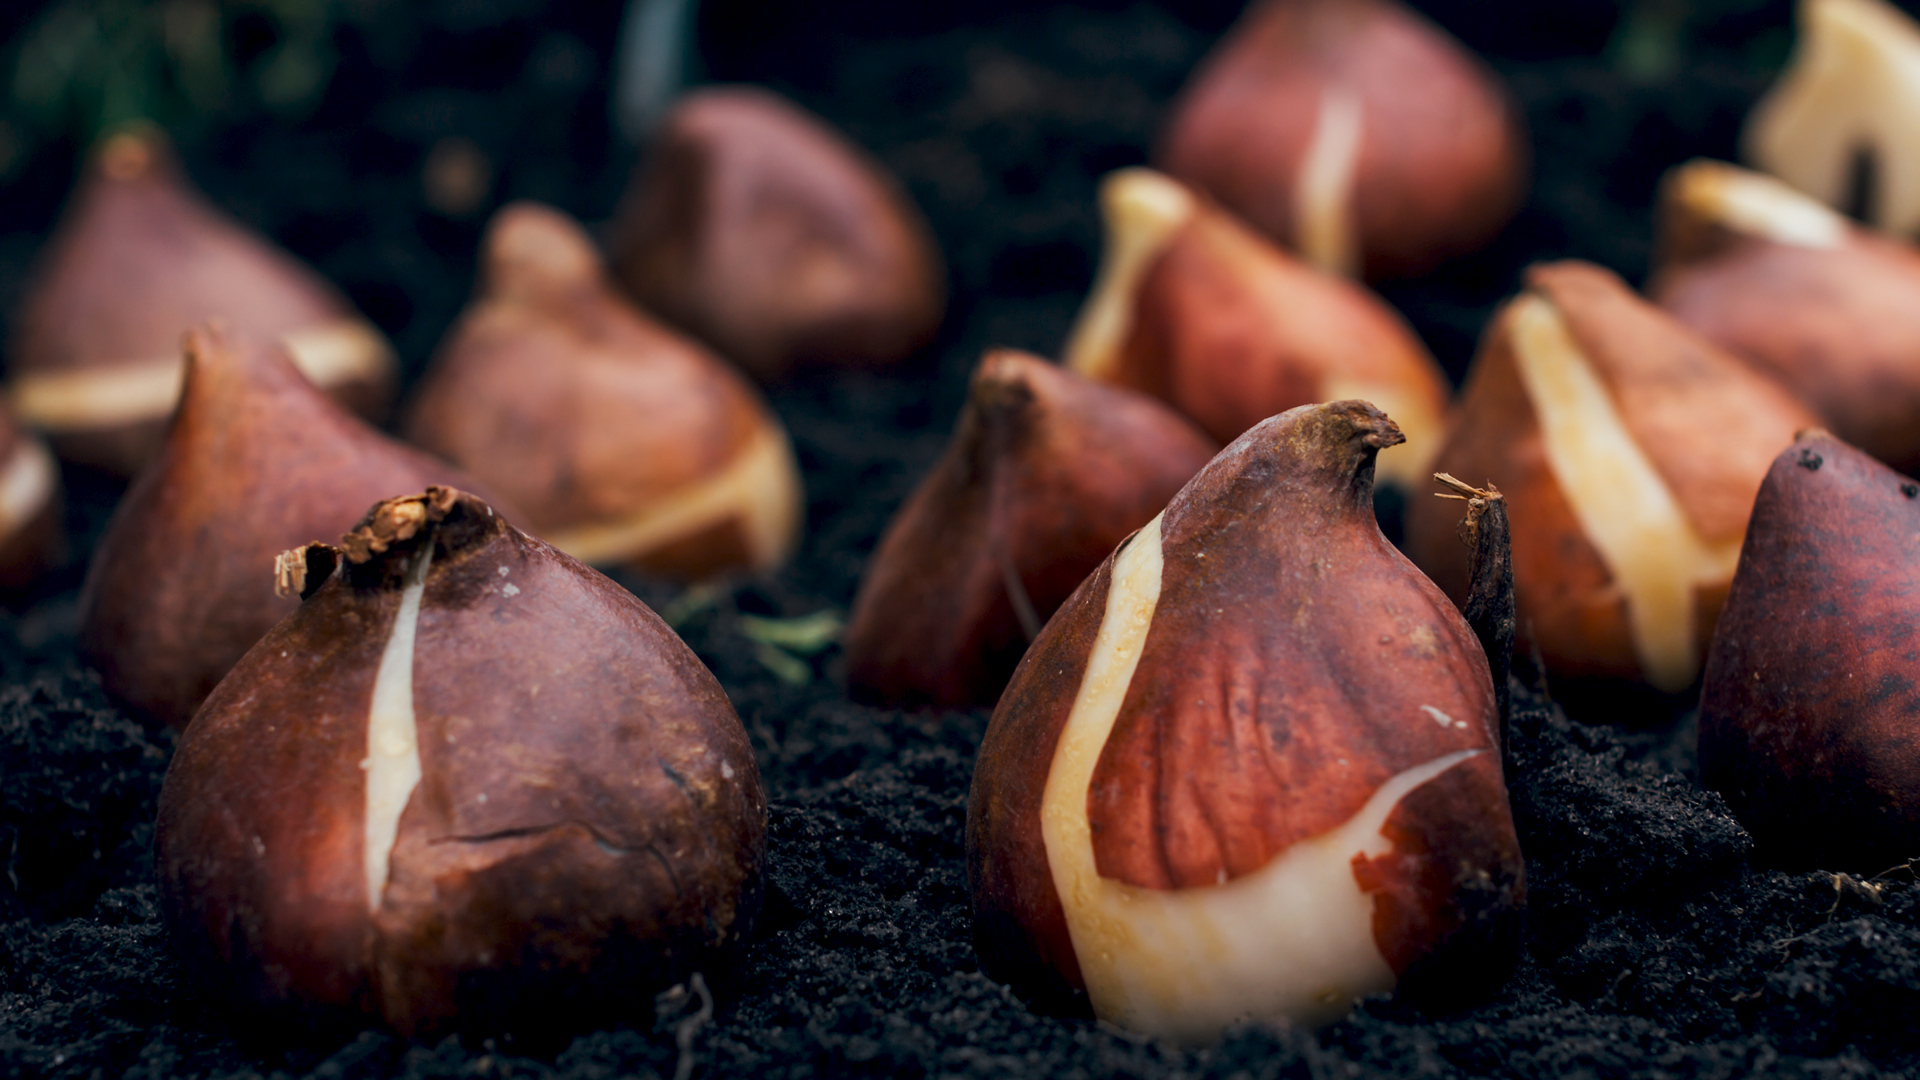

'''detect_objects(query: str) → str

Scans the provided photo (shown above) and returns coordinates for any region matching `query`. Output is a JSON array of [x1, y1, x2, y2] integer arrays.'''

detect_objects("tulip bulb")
[[845, 348, 1216, 708], [79, 325, 500, 729], [1157, 0, 1527, 278], [406, 202, 803, 579], [968, 401, 1523, 1041], [1063, 168, 1450, 496], [157, 488, 765, 1037], [1407, 262, 1817, 693], [0, 404, 63, 591], [1650, 159, 1920, 474], [609, 86, 946, 379], [1744, 0, 1920, 236], [7, 125, 397, 476]]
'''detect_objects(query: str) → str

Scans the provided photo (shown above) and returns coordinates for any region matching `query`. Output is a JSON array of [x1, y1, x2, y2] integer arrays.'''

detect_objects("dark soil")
[[5, 1, 1920, 1077]]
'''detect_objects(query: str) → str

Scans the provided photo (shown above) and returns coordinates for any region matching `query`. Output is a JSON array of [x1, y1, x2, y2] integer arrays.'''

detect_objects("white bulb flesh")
[[1745, 0, 1920, 235], [1294, 85, 1365, 277], [0, 439, 57, 543], [541, 419, 803, 572], [1505, 294, 1742, 691], [1038, 512, 1486, 1043], [1063, 169, 1197, 381], [5, 317, 391, 433], [1671, 160, 1847, 249], [363, 541, 434, 914]]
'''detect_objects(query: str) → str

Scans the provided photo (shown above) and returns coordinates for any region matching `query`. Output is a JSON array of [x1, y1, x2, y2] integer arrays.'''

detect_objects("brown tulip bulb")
[[1406, 261, 1817, 694], [0, 403, 64, 591], [1650, 159, 1920, 473], [406, 202, 803, 580], [609, 86, 946, 379], [844, 348, 1217, 709], [79, 325, 501, 729], [1063, 168, 1450, 495], [157, 487, 766, 1037], [7, 125, 397, 476], [1156, 0, 1527, 279], [1743, 0, 1920, 237], [968, 401, 1523, 1041], [1699, 431, 1920, 869]]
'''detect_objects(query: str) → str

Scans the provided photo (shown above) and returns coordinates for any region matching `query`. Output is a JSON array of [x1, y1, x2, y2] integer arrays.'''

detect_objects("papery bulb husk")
[[1406, 261, 1818, 697], [609, 86, 947, 380], [6, 124, 398, 476], [1742, 0, 1920, 237], [844, 348, 1216, 708], [0, 401, 65, 592], [1063, 168, 1450, 496], [968, 401, 1523, 1040], [1650, 159, 1920, 474], [78, 325, 506, 729], [1156, 0, 1527, 279], [157, 488, 766, 1039], [1700, 431, 1920, 870], [406, 202, 803, 580]]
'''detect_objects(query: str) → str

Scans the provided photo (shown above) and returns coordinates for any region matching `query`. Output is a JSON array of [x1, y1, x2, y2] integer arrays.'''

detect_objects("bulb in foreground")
[[609, 86, 946, 380], [1406, 261, 1816, 695], [157, 487, 766, 1038], [967, 401, 1523, 1041], [1061, 167, 1450, 497], [6, 125, 396, 476], [406, 202, 803, 579], [1156, 0, 1526, 279], [1699, 430, 1920, 870], [1649, 159, 1920, 474], [79, 324, 500, 729], [1743, 0, 1920, 237], [844, 348, 1216, 708]]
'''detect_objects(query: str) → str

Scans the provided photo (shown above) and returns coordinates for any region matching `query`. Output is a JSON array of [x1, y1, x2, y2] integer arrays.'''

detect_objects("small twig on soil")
[[673, 972, 713, 1080]]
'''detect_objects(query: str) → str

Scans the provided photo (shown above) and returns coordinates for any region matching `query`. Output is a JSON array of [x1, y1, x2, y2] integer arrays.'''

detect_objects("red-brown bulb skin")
[[1109, 198, 1447, 448], [1699, 433, 1920, 870], [1157, 0, 1527, 279], [844, 349, 1217, 708], [609, 86, 946, 379], [1651, 214, 1920, 476], [969, 402, 1523, 1015], [407, 202, 792, 579], [9, 127, 392, 474], [157, 490, 766, 1039], [78, 326, 499, 729]]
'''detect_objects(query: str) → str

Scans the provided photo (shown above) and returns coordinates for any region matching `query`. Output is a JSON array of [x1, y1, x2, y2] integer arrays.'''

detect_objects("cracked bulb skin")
[[844, 348, 1216, 709], [1156, 0, 1526, 279], [1743, 0, 1920, 237], [156, 488, 766, 1040], [1699, 432, 1920, 871], [1406, 262, 1817, 698], [1649, 160, 1920, 474], [78, 325, 502, 730], [966, 401, 1523, 1041], [1063, 168, 1450, 498], [609, 86, 946, 380], [6, 125, 396, 477], [406, 202, 802, 579]]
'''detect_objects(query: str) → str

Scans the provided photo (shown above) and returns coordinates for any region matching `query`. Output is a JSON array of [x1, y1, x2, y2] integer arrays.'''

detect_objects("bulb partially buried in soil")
[[1407, 261, 1816, 694], [0, 402, 63, 592], [156, 487, 767, 1039], [6, 125, 396, 476], [967, 401, 1523, 1041], [1062, 168, 1450, 498], [78, 324, 499, 729], [406, 202, 803, 579], [844, 348, 1216, 708]]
